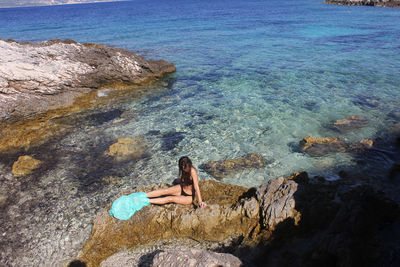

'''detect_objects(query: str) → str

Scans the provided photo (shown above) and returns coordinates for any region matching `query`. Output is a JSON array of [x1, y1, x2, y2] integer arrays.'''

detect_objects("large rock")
[[333, 115, 369, 133], [75, 173, 307, 266], [325, 0, 400, 7], [107, 137, 146, 162], [256, 174, 302, 230], [11, 155, 41, 177], [75, 171, 400, 267], [0, 38, 175, 121], [300, 136, 348, 157], [200, 153, 265, 180], [100, 248, 243, 267]]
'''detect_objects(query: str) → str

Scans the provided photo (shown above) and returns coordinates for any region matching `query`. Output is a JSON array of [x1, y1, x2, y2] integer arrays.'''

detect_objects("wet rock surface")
[[0, 38, 175, 121], [325, 0, 400, 7], [200, 153, 265, 180]]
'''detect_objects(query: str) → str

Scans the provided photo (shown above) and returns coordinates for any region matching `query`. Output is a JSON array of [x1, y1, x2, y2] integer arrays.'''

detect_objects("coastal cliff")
[[325, 0, 400, 7]]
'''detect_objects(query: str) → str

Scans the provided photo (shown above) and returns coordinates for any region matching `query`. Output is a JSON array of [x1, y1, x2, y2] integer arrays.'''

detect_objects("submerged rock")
[[333, 115, 369, 133], [300, 136, 348, 157], [11, 155, 41, 177], [350, 138, 374, 151], [107, 137, 146, 162], [0, 38, 175, 121], [200, 153, 265, 180]]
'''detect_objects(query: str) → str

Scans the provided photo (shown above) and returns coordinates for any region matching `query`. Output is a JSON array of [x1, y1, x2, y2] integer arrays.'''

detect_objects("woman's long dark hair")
[[179, 156, 193, 185]]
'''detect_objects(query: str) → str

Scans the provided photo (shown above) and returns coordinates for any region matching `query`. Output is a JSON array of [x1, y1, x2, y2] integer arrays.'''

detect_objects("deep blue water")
[[1, 0, 400, 186]]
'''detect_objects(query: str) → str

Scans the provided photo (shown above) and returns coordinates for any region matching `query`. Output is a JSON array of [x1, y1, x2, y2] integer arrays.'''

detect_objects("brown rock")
[[11, 155, 41, 177], [107, 137, 146, 162], [76, 180, 258, 266], [201, 153, 265, 180], [333, 115, 368, 133], [350, 138, 374, 151], [300, 136, 348, 157]]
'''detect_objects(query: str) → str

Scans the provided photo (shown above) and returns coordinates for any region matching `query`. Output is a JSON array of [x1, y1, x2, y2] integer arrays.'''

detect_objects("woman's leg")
[[149, 195, 192, 205], [146, 184, 181, 198]]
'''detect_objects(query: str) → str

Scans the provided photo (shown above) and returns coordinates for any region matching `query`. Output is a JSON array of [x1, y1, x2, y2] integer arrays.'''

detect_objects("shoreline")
[[0, 0, 126, 9]]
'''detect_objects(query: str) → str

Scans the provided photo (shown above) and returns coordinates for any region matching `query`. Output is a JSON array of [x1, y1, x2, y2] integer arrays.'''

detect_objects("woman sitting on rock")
[[110, 156, 207, 220], [146, 156, 208, 208]]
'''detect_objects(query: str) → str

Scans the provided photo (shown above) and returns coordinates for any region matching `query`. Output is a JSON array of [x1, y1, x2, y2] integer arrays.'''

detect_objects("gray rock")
[[256, 176, 300, 230], [100, 247, 243, 267], [0, 39, 175, 121], [152, 248, 243, 267]]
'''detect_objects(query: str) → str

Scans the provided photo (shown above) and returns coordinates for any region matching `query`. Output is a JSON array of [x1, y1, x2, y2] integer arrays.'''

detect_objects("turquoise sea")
[[0, 0, 400, 265]]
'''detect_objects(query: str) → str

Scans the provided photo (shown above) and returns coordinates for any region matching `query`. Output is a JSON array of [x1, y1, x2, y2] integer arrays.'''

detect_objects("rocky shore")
[[74, 171, 400, 266], [0, 38, 175, 122], [0, 39, 175, 154], [325, 0, 400, 7]]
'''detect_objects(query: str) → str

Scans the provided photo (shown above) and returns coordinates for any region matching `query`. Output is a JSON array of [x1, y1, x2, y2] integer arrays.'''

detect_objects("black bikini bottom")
[[181, 184, 193, 197]]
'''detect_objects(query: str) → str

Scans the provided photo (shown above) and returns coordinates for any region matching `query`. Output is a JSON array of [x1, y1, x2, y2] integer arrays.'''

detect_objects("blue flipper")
[[109, 192, 150, 220]]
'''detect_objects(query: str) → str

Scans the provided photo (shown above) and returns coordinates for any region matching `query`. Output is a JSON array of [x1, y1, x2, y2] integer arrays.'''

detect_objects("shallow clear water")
[[1, 0, 400, 265]]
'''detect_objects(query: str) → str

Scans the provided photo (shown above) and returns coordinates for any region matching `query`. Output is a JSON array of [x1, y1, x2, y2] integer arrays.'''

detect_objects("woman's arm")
[[191, 167, 207, 208]]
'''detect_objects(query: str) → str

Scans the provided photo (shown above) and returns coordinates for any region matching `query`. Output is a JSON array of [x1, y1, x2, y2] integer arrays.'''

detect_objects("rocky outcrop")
[[256, 175, 302, 230], [11, 155, 42, 177], [300, 136, 348, 157], [325, 0, 400, 7], [107, 137, 147, 162], [100, 248, 243, 267], [0, 38, 175, 121], [76, 179, 260, 266], [75, 171, 400, 266], [333, 115, 369, 133], [200, 153, 265, 180]]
